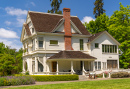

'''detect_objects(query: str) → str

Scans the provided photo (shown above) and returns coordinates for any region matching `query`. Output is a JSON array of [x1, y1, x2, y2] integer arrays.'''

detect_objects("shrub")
[[25, 71, 29, 75], [0, 76, 35, 86], [31, 74, 79, 81], [111, 72, 130, 78]]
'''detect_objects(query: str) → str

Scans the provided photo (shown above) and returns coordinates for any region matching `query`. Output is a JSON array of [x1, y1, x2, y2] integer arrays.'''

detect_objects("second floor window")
[[95, 43, 99, 48], [80, 39, 83, 50], [38, 37, 43, 49], [50, 40, 58, 45], [102, 44, 117, 53]]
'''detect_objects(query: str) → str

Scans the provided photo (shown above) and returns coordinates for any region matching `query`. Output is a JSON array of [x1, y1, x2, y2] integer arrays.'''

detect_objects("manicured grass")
[[6, 78, 130, 89]]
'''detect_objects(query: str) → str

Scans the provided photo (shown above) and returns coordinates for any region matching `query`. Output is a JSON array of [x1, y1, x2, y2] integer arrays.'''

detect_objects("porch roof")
[[48, 51, 97, 61]]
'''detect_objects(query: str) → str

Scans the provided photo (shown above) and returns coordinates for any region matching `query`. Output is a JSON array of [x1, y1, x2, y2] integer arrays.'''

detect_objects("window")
[[95, 61, 101, 70], [102, 44, 117, 53], [103, 62, 106, 69], [95, 62, 97, 70], [32, 58, 35, 72], [38, 37, 43, 49], [107, 60, 117, 69], [80, 39, 84, 50], [95, 43, 99, 48], [32, 28, 34, 33], [50, 40, 58, 45], [98, 62, 101, 70]]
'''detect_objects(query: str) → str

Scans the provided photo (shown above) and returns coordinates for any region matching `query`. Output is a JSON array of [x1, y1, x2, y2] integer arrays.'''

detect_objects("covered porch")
[[48, 51, 97, 75]]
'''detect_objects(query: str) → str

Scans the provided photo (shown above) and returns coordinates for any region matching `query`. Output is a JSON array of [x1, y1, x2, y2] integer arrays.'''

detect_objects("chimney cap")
[[63, 8, 70, 12]]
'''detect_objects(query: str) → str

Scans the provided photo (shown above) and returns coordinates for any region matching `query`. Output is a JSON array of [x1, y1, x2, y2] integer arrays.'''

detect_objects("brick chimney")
[[63, 8, 73, 50]]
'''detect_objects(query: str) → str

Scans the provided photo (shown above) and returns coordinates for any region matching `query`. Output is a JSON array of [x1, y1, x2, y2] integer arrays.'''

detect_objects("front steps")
[[79, 75, 87, 80]]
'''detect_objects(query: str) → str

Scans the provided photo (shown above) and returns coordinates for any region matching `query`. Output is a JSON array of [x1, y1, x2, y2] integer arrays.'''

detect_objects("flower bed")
[[0, 76, 35, 86]]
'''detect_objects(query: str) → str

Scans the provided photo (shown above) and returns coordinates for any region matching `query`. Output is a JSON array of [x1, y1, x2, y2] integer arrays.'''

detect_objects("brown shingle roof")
[[49, 51, 97, 59], [24, 24, 31, 36], [88, 31, 105, 42], [29, 11, 91, 35]]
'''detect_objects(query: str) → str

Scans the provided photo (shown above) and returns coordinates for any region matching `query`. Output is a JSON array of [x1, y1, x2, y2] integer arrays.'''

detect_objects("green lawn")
[[6, 78, 130, 89]]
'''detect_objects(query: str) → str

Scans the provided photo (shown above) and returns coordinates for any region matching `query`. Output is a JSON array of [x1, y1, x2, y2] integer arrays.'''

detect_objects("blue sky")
[[0, 0, 129, 50]]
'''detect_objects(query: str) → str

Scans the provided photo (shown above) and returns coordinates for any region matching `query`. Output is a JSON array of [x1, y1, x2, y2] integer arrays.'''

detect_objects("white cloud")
[[5, 7, 27, 16], [16, 18, 25, 27], [81, 16, 95, 23], [0, 28, 19, 38], [0, 39, 22, 50], [5, 21, 11, 25], [30, 2, 36, 6]]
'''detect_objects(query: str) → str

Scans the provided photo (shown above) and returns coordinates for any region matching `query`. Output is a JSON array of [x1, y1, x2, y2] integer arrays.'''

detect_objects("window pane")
[[50, 40, 58, 45], [115, 45, 117, 53], [32, 61, 35, 72], [98, 62, 101, 70], [110, 45, 112, 53], [80, 39, 83, 50], [95, 43, 99, 48], [105, 45, 107, 52], [39, 41, 43, 48], [102, 45, 104, 52], [113, 45, 115, 53], [107, 45, 109, 53]]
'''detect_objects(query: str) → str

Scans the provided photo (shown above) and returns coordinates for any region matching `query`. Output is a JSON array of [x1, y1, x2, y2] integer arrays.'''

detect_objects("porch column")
[[56, 61, 59, 75], [23, 60, 25, 72], [71, 61, 74, 74], [82, 61, 85, 75]]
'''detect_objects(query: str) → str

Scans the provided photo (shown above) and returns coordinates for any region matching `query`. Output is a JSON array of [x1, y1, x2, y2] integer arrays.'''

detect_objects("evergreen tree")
[[93, 0, 106, 18], [48, 0, 62, 14]]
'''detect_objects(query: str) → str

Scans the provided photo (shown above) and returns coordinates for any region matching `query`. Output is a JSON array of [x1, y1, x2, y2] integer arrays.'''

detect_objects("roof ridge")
[[29, 11, 78, 17]]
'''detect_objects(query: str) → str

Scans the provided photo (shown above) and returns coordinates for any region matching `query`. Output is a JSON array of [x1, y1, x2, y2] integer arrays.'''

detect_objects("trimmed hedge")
[[111, 72, 130, 78], [31, 75, 79, 81]]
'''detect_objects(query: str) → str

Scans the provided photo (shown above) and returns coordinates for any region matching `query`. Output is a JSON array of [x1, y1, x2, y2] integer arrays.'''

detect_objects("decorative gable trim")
[[70, 20, 82, 34], [51, 18, 65, 32]]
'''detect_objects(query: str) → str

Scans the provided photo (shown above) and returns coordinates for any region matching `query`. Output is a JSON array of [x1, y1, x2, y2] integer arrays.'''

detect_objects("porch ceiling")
[[48, 51, 97, 61]]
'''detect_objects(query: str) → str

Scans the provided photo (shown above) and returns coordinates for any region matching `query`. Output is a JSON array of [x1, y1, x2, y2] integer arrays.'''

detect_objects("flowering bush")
[[0, 76, 35, 86]]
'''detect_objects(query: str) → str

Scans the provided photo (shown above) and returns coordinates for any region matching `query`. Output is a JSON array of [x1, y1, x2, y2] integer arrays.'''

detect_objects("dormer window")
[[32, 28, 34, 33]]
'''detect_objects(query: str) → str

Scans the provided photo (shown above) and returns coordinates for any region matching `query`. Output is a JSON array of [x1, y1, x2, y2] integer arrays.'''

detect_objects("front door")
[[52, 62, 57, 72]]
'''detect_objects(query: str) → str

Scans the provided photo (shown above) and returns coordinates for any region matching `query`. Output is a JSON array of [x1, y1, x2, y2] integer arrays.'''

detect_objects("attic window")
[[32, 28, 34, 33]]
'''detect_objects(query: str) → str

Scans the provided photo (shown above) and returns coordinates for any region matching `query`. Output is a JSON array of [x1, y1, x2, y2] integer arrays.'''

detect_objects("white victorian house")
[[20, 8, 120, 75]]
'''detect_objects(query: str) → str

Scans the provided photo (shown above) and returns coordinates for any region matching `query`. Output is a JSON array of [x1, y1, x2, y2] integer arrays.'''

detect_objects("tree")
[[48, 0, 62, 14], [108, 3, 130, 68], [93, 0, 106, 18], [0, 42, 23, 76], [84, 13, 109, 34]]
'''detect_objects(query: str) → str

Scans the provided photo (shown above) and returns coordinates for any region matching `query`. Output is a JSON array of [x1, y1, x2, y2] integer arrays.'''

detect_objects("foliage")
[[48, 0, 62, 14], [111, 72, 130, 78], [0, 42, 23, 76], [108, 3, 130, 68], [93, 0, 106, 18], [85, 3, 130, 68], [25, 71, 29, 75], [31, 75, 78, 81], [84, 13, 109, 34], [96, 73, 103, 78], [0, 76, 35, 86]]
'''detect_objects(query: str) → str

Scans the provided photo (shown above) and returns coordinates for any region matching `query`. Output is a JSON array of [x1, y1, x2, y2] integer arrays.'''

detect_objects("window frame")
[[80, 39, 84, 50], [95, 43, 99, 48], [102, 44, 117, 54]]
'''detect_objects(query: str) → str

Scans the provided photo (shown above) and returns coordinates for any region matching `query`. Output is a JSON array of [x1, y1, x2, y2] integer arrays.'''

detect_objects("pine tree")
[[93, 0, 106, 18], [48, 0, 62, 14]]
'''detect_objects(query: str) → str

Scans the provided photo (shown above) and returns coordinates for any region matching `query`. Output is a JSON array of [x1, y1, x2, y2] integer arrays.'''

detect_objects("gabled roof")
[[88, 31, 105, 42], [48, 51, 97, 60], [28, 11, 91, 35], [88, 31, 120, 45]]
